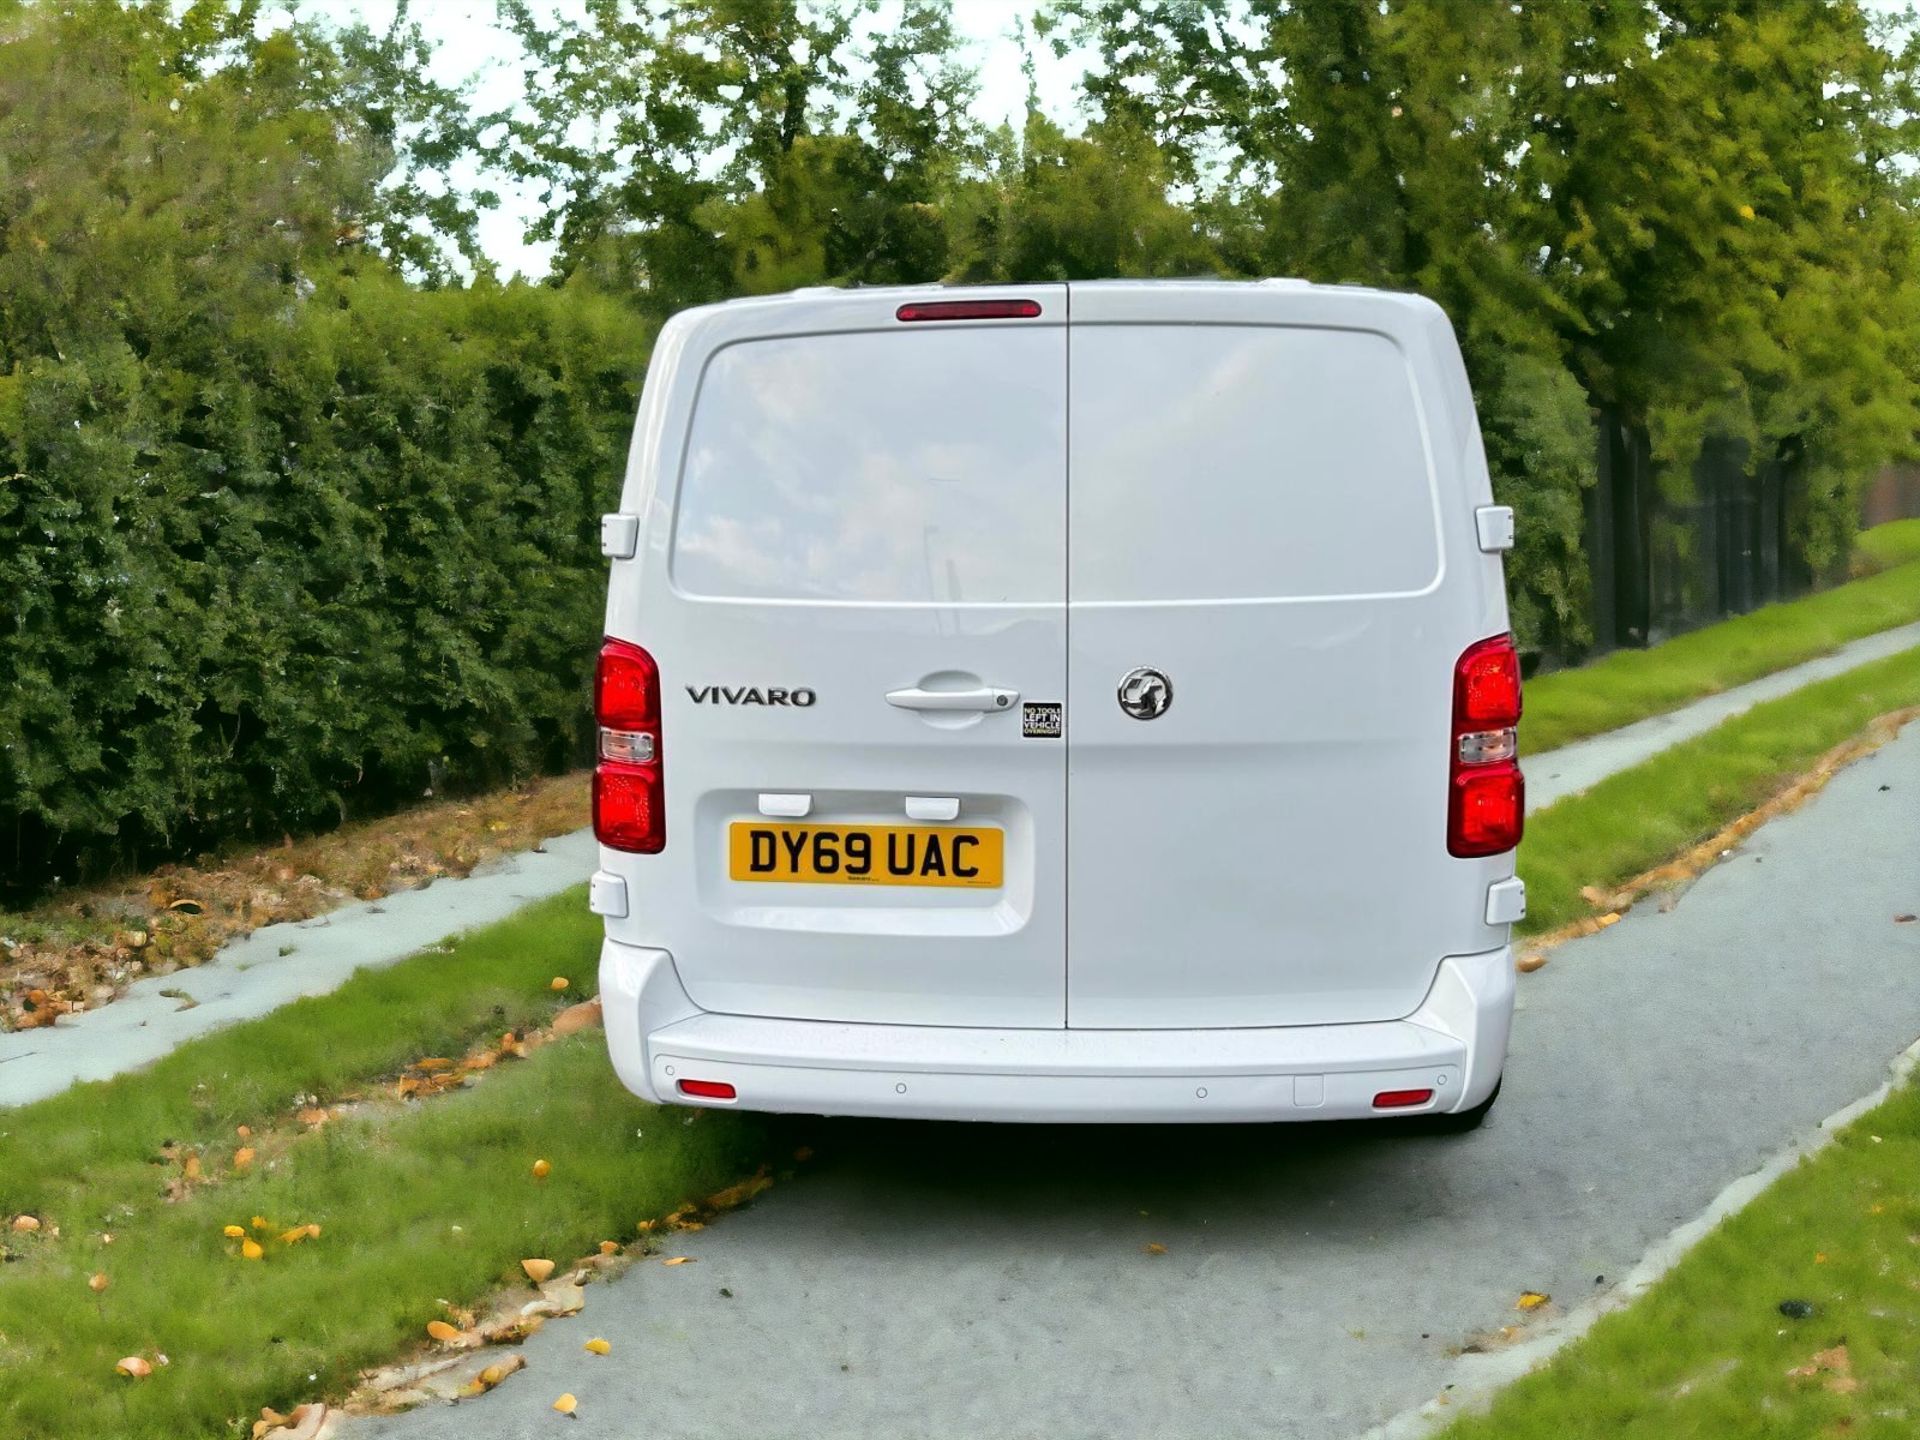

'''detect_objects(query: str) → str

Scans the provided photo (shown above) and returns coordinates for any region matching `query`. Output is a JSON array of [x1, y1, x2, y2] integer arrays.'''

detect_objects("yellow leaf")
[[251, 1216, 268, 1230], [426, 1320, 462, 1342], [11, 1214, 41, 1233], [584, 1337, 611, 1356], [553, 1393, 578, 1416], [550, 976, 570, 991], [183, 1155, 202, 1181], [115, 1356, 153, 1380], [522, 1257, 556, 1284], [598, 1240, 620, 1256], [1815, 1252, 1828, 1263], [88, 1272, 109, 1293], [635, 1219, 656, 1233], [241, 1238, 265, 1261], [224, 1225, 247, 1239], [1143, 1242, 1168, 1256], [412, 1057, 453, 1072], [532, 1158, 552, 1179], [236, 1125, 253, 1139], [280, 1227, 310, 1245], [233, 1147, 256, 1171], [662, 1255, 694, 1266], [1738, 203, 1756, 220], [1516, 1291, 1550, 1311], [305, 1223, 323, 1239]]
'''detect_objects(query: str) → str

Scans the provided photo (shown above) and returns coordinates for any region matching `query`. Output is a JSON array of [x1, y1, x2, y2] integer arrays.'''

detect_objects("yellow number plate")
[[728, 822, 1003, 888]]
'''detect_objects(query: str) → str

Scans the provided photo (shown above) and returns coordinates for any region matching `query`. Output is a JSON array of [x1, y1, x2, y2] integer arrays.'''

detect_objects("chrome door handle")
[[885, 686, 1019, 713]]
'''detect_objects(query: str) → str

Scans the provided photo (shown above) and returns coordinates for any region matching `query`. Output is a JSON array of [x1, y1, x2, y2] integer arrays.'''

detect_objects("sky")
[[295, 0, 1089, 278]]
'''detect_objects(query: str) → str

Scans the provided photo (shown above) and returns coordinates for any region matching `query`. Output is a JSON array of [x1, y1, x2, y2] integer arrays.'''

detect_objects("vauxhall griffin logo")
[[687, 685, 817, 708], [1117, 667, 1172, 720]]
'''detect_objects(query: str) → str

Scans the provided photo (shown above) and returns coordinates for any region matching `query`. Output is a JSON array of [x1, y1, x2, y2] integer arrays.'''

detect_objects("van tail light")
[[1447, 635, 1523, 858], [896, 298, 1042, 322], [595, 638, 664, 853], [1373, 1088, 1434, 1109], [677, 1078, 736, 1101]]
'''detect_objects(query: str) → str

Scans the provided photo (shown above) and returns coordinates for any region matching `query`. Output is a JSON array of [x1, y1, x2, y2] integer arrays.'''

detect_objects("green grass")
[[1855, 516, 1920, 574], [1520, 645, 1920, 935], [1440, 1070, 1920, 1439], [1526, 549, 1920, 755], [0, 889, 766, 1439]]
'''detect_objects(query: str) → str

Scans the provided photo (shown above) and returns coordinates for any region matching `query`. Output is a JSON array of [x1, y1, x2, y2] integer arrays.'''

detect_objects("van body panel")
[[604, 287, 1069, 1029], [600, 280, 1521, 1119], [1061, 283, 1513, 1029]]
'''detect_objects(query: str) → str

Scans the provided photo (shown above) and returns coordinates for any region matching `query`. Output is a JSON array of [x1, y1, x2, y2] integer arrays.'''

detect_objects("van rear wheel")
[[1416, 1077, 1501, 1134]]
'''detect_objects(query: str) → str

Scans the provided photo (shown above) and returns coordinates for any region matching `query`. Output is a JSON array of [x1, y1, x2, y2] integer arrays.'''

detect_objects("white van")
[[591, 281, 1526, 1127]]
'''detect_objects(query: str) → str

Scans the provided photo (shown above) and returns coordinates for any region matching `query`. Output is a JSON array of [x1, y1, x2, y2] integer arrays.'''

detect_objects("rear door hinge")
[[601, 512, 640, 560]]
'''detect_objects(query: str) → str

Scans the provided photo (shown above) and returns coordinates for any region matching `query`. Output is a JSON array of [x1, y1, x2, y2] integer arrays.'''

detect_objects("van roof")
[[666, 278, 1447, 330]]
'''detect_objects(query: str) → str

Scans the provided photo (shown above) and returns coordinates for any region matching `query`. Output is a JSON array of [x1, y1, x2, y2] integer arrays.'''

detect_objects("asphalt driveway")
[[357, 724, 1920, 1440]]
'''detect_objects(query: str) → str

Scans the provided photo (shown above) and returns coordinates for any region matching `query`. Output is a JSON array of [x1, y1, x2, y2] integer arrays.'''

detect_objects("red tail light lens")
[[1454, 635, 1522, 728], [896, 298, 1042, 322], [596, 638, 659, 730], [677, 1078, 736, 1101], [595, 638, 663, 853], [1450, 762, 1524, 857], [1448, 635, 1523, 858]]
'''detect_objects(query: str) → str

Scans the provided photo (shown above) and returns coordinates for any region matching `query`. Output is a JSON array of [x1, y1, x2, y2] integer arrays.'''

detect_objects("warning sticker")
[[1022, 702, 1063, 738]]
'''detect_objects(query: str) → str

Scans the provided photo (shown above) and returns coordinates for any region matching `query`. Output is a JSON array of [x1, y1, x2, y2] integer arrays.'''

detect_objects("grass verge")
[[1526, 550, 1920, 755], [1519, 645, 1920, 936], [0, 888, 765, 1439], [1440, 1067, 1920, 1438], [1854, 516, 1920, 575]]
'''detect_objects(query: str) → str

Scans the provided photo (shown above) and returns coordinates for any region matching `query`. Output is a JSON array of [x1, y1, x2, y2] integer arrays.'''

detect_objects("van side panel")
[[1064, 284, 1513, 1030]]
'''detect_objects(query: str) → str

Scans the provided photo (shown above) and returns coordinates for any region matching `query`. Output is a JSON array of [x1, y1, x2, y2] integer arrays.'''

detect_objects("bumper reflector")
[[677, 1078, 736, 1101], [1372, 1088, 1434, 1109]]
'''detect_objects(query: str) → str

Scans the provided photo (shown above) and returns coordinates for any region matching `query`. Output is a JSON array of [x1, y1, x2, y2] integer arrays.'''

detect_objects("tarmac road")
[[357, 723, 1920, 1440]]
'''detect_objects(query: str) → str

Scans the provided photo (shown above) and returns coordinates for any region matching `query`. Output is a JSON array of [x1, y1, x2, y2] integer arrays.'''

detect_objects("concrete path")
[[0, 830, 597, 1108], [355, 722, 1920, 1440], [1526, 619, 1920, 810]]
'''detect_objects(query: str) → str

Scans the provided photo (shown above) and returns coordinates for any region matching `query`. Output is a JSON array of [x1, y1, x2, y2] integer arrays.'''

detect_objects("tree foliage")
[[0, 1, 644, 891]]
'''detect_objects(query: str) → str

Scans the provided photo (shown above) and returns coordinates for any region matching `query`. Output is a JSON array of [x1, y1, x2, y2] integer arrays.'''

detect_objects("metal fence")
[[1582, 409, 1812, 652]]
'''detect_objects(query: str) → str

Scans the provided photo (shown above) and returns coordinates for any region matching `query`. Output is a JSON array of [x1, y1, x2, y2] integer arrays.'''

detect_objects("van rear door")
[[605, 288, 1068, 1029], [1064, 282, 1505, 1029]]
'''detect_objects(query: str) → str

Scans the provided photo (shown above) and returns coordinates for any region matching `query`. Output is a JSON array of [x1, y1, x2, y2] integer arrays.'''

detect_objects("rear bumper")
[[598, 940, 1515, 1124]]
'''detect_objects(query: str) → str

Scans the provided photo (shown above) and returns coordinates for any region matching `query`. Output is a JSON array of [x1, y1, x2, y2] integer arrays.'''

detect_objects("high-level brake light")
[[895, 298, 1042, 322]]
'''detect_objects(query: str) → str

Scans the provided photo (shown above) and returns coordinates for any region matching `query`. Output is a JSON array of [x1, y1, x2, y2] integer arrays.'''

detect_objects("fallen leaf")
[[280, 1225, 313, 1245], [550, 976, 570, 992], [426, 1320, 464, 1343], [236, 1125, 253, 1139], [89, 1272, 109, 1293], [241, 1238, 265, 1261], [1515, 952, 1549, 974], [115, 1356, 153, 1379], [1516, 1291, 1550, 1311], [477, 1313, 545, 1344], [296, 1108, 330, 1129], [183, 1155, 203, 1181], [234, 1147, 257, 1171], [584, 1337, 611, 1355], [553, 1393, 578, 1416], [252, 1216, 268, 1230], [705, 1169, 773, 1212], [551, 999, 603, 1036], [521, 1257, 556, 1284], [467, 1356, 525, 1393], [662, 1255, 694, 1266], [1595, 913, 1620, 929], [224, 1224, 247, 1238], [531, 1159, 552, 1180], [1143, 1242, 1168, 1256], [11, 1214, 41, 1233], [635, 1219, 656, 1234], [412, 1057, 453, 1072], [598, 1240, 620, 1256]]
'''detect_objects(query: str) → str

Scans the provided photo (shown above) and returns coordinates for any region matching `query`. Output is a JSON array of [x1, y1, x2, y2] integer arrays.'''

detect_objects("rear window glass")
[[670, 328, 1064, 603], [1070, 325, 1441, 603]]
